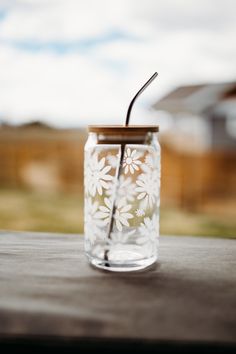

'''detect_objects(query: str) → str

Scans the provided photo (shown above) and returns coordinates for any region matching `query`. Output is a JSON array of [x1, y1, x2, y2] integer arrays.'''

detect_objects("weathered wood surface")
[[0, 231, 235, 345]]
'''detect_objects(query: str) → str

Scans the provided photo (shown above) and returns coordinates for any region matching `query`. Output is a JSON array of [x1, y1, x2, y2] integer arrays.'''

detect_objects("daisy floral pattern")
[[135, 208, 145, 217], [95, 197, 112, 225], [106, 175, 136, 203], [137, 214, 159, 243], [114, 198, 134, 231], [86, 151, 113, 197], [96, 197, 133, 232], [84, 144, 160, 261], [136, 214, 159, 257], [123, 148, 142, 174], [84, 198, 106, 244], [135, 170, 159, 210], [106, 154, 118, 169]]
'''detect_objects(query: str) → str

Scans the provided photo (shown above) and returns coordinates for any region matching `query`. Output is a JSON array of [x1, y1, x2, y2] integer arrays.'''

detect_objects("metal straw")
[[125, 72, 158, 126], [104, 72, 158, 263]]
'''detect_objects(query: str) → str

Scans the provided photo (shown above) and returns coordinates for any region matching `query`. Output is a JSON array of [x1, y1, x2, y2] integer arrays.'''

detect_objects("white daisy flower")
[[135, 208, 145, 217], [136, 214, 159, 256], [114, 198, 134, 231], [106, 175, 136, 203], [87, 152, 113, 197], [142, 151, 160, 174], [123, 148, 142, 174], [96, 197, 133, 232], [107, 154, 119, 169], [95, 197, 112, 225], [135, 170, 159, 209], [137, 214, 159, 242], [84, 198, 106, 244]]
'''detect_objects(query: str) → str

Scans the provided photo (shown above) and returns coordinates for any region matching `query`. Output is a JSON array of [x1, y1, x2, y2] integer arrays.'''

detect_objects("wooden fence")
[[161, 143, 236, 210], [0, 127, 235, 211]]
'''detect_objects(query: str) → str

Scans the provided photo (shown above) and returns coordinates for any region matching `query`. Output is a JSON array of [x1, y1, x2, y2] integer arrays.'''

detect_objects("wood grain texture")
[[0, 231, 235, 344]]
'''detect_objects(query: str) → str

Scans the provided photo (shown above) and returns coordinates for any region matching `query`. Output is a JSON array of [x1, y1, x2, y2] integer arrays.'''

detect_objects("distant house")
[[151, 82, 236, 209], [152, 81, 236, 151]]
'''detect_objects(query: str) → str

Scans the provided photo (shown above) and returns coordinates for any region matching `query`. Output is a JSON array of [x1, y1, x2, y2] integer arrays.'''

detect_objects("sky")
[[0, 0, 236, 127]]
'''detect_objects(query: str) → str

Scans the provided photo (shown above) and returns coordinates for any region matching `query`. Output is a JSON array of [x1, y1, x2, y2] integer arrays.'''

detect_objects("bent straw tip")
[[125, 72, 159, 126]]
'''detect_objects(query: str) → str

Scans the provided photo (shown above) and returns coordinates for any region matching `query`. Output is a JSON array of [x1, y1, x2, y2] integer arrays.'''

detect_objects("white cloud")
[[0, 0, 131, 41], [0, 0, 235, 127], [2, 0, 235, 42], [0, 45, 121, 125]]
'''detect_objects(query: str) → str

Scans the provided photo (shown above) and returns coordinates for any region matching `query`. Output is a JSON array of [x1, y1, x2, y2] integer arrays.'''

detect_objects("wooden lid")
[[88, 125, 159, 134]]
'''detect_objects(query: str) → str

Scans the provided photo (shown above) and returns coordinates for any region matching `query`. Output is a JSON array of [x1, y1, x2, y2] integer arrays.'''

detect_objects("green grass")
[[0, 188, 83, 234], [0, 188, 235, 238], [160, 208, 236, 239]]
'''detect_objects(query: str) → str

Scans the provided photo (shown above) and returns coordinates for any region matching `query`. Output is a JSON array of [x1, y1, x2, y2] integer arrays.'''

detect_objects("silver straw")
[[104, 72, 158, 264]]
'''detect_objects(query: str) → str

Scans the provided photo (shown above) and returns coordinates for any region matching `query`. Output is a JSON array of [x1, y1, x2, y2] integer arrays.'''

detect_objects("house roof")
[[152, 81, 236, 115]]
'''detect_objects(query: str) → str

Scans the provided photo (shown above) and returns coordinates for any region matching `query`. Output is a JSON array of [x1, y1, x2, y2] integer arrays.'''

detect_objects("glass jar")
[[84, 125, 161, 271]]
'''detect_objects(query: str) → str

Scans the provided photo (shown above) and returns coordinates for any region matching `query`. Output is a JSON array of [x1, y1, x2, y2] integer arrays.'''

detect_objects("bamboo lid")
[[88, 125, 159, 135]]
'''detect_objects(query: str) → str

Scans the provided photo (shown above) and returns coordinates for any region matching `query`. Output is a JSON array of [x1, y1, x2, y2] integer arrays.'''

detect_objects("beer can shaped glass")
[[84, 125, 160, 272]]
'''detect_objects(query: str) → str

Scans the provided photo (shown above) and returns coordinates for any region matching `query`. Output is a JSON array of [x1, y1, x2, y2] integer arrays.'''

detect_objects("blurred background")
[[0, 0, 235, 238]]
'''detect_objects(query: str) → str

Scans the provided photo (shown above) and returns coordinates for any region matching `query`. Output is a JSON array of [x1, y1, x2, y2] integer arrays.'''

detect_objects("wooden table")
[[0, 231, 235, 353]]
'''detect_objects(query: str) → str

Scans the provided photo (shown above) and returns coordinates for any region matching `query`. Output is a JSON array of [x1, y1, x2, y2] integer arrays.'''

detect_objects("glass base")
[[86, 253, 157, 272]]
